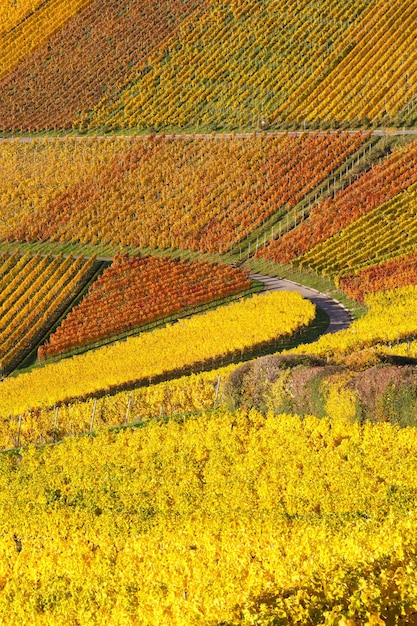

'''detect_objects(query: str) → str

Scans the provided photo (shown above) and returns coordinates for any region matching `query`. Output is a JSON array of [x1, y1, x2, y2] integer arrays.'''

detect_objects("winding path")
[[250, 272, 352, 335]]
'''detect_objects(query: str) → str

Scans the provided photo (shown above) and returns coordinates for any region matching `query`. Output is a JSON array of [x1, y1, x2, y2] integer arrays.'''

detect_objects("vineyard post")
[[16, 414, 23, 448], [125, 394, 132, 423], [90, 399, 97, 433], [54, 406, 58, 431], [214, 375, 221, 407]]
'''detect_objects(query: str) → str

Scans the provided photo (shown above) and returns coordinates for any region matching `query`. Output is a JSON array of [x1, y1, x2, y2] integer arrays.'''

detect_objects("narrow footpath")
[[250, 272, 352, 335], [0, 128, 416, 144]]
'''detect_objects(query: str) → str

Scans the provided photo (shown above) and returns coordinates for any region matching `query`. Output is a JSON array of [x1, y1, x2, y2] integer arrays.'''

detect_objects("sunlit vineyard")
[[339, 250, 417, 302], [298, 181, 417, 276], [0, 365, 235, 448], [0, 0, 204, 132], [0, 252, 95, 373], [88, 0, 416, 132], [289, 285, 417, 360], [5, 131, 369, 254], [260, 138, 417, 264], [0, 137, 124, 239], [0, 0, 415, 133], [0, 0, 91, 80], [39, 255, 251, 359], [2, 409, 417, 624], [0, 291, 315, 417], [90, 0, 373, 131], [1, 0, 417, 622], [0, 0, 44, 37], [284, 0, 417, 126]]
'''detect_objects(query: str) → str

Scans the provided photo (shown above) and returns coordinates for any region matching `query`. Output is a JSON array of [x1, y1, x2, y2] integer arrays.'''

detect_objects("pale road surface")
[[250, 272, 352, 335], [0, 129, 416, 143]]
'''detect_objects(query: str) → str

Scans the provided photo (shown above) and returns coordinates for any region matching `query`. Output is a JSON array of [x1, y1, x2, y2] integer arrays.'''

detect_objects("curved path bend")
[[250, 272, 352, 335]]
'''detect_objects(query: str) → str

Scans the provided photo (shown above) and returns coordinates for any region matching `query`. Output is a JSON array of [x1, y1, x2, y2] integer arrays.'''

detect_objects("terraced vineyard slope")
[[4, 132, 369, 254], [39, 255, 252, 359], [0, 0, 416, 622], [0, 0, 204, 132], [0, 290, 315, 416], [0, 252, 95, 374], [0, 0, 415, 132]]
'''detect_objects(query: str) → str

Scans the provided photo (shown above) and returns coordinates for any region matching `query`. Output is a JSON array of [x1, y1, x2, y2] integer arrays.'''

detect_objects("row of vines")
[[39, 255, 251, 359], [0, 252, 95, 373], [0, 0, 203, 132], [4, 132, 369, 254], [0, 0, 415, 132], [0, 290, 315, 416]]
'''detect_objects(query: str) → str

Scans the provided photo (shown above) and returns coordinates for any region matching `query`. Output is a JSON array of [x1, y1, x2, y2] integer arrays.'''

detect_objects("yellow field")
[[1, 409, 417, 623], [0, 290, 315, 416]]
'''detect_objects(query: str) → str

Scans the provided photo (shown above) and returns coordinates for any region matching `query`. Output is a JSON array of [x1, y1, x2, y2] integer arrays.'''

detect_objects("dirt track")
[[0, 129, 416, 143]]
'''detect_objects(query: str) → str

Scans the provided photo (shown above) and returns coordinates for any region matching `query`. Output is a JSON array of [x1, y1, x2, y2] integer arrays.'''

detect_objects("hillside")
[[0, 0, 417, 623], [0, 0, 415, 133]]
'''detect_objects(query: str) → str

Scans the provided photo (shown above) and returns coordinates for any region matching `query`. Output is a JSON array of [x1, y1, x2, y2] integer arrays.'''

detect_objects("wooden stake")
[[17, 415, 22, 449], [90, 399, 97, 433], [214, 376, 221, 407], [125, 395, 132, 424]]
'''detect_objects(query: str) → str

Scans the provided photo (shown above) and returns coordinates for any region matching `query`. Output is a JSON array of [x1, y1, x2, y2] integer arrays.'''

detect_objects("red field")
[[38, 255, 251, 359]]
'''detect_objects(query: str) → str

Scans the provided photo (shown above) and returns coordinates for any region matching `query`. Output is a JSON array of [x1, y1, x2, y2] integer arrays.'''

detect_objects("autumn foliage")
[[0, 252, 94, 372], [340, 251, 417, 302], [297, 181, 417, 276], [0, 291, 315, 416], [7, 132, 368, 254], [38, 255, 252, 359], [1, 409, 417, 623], [0, 0, 204, 132], [260, 139, 417, 263]]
